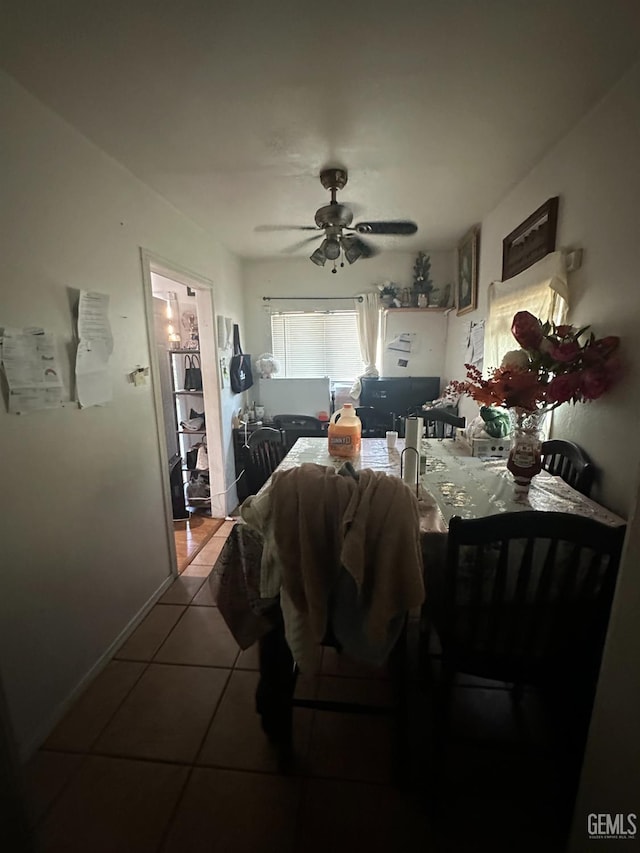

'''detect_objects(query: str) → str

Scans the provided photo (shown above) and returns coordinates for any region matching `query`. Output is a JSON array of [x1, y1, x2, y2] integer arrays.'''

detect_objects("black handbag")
[[230, 324, 254, 394], [186, 444, 200, 470], [183, 354, 203, 391]]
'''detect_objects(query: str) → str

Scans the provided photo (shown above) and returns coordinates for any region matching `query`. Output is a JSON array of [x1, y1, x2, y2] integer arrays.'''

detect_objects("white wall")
[[0, 71, 245, 756], [382, 310, 448, 380], [443, 60, 640, 519], [241, 251, 454, 362]]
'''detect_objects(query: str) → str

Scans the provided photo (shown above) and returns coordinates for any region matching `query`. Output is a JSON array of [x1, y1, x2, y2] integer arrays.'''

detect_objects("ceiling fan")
[[255, 168, 418, 273]]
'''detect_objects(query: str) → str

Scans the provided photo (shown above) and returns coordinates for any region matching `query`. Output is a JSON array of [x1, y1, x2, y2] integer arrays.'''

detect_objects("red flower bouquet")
[[450, 311, 621, 414]]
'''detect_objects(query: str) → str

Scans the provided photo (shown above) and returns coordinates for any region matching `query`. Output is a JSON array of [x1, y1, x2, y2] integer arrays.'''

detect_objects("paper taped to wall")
[[0, 326, 64, 414], [75, 290, 113, 407], [387, 333, 418, 354]]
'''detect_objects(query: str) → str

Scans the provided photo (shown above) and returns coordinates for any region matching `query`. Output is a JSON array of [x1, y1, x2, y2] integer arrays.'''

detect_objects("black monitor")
[[359, 376, 441, 417]]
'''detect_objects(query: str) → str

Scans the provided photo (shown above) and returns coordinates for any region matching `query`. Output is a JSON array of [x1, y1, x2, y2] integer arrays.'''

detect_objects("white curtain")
[[484, 251, 569, 373], [350, 292, 380, 399]]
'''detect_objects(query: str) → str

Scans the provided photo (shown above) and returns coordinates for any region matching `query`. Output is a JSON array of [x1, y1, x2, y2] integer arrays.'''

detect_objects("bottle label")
[[508, 436, 542, 479], [330, 436, 352, 446]]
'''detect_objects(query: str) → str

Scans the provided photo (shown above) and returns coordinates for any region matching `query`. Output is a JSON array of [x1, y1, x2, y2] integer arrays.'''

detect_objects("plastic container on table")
[[328, 403, 362, 458]]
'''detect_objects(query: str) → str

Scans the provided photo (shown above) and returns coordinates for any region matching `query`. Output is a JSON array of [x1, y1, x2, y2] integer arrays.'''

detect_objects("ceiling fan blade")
[[354, 220, 418, 235], [255, 224, 319, 232], [282, 234, 323, 253], [354, 237, 379, 258]]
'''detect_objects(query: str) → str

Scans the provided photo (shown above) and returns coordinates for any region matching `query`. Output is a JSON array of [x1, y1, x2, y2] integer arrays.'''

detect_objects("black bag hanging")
[[229, 324, 254, 394], [183, 354, 203, 391]]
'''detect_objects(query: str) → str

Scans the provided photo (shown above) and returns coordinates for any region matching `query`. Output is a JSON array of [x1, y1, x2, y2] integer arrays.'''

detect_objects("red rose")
[[512, 312, 543, 350], [547, 373, 580, 404], [581, 367, 611, 400], [549, 341, 581, 363], [592, 336, 620, 358]]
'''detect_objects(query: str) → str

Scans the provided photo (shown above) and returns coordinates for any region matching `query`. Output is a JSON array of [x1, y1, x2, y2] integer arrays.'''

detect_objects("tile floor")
[[23, 518, 576, 853]]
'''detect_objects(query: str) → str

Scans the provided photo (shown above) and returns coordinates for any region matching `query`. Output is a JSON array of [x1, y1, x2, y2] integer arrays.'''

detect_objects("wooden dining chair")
[[241, 427, 287, 495], [420, 406, 466, 438], [541, 439, 595, 497]]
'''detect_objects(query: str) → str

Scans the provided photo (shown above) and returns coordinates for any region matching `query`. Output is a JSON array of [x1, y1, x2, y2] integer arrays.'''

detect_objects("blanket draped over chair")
[[241, 462, 425, 670]]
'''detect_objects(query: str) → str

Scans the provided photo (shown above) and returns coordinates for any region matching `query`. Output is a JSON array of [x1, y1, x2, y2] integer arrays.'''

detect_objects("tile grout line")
[[34, 656, 156, 828], [189, 658, 238, 767], [155, 764, 196, 853]]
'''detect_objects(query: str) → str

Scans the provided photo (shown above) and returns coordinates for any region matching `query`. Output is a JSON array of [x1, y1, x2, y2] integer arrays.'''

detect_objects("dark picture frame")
[[456, 226, 480, 316], [502, 196, 559, 280]]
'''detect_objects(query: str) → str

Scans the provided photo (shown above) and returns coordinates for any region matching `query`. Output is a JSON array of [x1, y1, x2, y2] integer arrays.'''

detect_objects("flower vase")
[[506, 408, 545, 499]]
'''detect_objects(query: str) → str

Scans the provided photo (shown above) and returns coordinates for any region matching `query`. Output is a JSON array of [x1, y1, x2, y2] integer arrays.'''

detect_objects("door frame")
[[140, 249, 225, 575]]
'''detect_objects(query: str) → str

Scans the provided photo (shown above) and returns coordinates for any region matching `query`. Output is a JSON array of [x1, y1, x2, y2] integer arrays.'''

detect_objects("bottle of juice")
[[328, 403, 362, 458]]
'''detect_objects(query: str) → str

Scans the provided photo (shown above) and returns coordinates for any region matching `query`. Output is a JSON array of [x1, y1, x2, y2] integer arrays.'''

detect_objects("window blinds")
[[271, 311, 364, 380]]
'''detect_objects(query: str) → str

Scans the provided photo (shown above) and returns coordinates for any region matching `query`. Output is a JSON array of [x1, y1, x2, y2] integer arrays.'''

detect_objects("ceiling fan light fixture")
[[324, 237, 341, 261], [310, 246, 326, 266], [341, 236, 362, 265]]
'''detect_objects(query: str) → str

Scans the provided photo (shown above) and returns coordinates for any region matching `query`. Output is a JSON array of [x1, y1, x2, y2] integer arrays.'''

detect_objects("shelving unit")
[[168, 349, 210, 513]]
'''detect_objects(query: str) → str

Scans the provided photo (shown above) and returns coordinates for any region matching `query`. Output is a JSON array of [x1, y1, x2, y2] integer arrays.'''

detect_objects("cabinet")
[[169, 349, 210, 513]]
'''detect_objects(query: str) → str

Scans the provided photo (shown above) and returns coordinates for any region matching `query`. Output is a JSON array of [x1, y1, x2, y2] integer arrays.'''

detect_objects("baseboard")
[[20, 573, 175, 762]]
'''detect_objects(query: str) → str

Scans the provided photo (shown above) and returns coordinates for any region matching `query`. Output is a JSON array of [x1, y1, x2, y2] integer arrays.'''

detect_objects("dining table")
[[276, 436, 626, 532], [212, 435, 625, 652], [210, 435, 626, 743]]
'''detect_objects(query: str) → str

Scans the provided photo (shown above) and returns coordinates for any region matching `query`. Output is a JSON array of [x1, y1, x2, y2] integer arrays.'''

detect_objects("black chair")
[[423, 510, 625, 716], [256, 609, 410, 776], [420, 511, 625, 811], [541, 439, 595, 497], [241, 427, 287, 495], [273, 414, 325, 451], [420, 406, 466, 439], [355, 406, 396, 437]]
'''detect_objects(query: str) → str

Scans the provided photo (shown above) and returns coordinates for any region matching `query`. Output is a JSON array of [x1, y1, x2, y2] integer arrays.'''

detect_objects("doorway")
[[141, 251, 226, 574]]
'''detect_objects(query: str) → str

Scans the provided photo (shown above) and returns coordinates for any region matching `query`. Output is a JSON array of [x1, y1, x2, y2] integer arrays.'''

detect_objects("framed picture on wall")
[[456, 226, 480, 316]]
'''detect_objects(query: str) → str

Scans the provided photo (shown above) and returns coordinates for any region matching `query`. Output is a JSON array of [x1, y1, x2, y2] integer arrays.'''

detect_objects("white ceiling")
[[2, 1, 639, 259]]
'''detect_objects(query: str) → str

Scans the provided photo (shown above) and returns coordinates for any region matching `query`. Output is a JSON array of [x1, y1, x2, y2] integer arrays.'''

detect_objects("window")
[[484, 251, 569, 372], [271, 311, 364, 380]]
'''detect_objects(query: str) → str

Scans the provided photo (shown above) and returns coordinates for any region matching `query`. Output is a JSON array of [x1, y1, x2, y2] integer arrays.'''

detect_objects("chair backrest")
[[541, 439, 595, 496], [355, 406, 396, 437], [421, 407, 466, 439], [242, 427, 287, 494], [430, 511, 625, 687], [273, 414, 323, 430], [272, 414, 325, 451]]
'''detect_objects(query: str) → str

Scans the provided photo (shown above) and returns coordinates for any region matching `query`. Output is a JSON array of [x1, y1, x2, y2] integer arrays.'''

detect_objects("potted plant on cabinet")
[[378, 282, 400, 308], [412, 252, 439, 307]]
